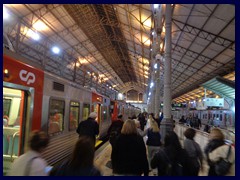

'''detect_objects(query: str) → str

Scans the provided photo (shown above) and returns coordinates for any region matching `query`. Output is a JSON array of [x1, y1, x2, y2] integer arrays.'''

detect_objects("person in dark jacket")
[[204, 128, 226, 176], [183, 128, 203, 176], [112, 119, 149, 176], [50, 136, 101, 176], [138, 113, 146, 131], [179, 115, 186, 124], [151, 131, 192, 176], [107, 114, 124, 165], [108, 114, 124, 147], [76, 112, 99, 145], [204, 124, 210, 133]]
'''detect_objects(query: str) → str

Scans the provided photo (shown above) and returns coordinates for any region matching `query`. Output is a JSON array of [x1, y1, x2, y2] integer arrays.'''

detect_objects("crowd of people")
[[178, 114, 223, 134], [7, 111, 235, 176]]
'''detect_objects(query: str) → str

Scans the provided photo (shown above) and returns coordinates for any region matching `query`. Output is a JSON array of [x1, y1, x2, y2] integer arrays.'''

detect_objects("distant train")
[[3, 49, 141, 174], [172, 108, 234, 129]]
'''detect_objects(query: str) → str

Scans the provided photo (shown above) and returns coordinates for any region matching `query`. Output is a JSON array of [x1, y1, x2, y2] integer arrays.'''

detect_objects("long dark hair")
[[164, 131, 182, 160], [69, 136, 95, 168]]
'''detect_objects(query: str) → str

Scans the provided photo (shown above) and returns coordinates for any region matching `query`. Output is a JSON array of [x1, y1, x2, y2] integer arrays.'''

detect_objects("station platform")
[[95, 139, 103, 148], [93, 122, 237, 176], [94, 140, 209, 176]]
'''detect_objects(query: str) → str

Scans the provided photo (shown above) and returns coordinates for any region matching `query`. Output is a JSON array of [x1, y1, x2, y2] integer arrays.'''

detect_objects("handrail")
[[10, 131, 20, 162], [174, 119, 235, 135], [175, 122, 235, 145]]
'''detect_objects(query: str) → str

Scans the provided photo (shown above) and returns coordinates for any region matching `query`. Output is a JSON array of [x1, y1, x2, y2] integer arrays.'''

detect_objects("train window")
[[220, 114, 222, 121], [83, 104, 90, 120], [216, 114, 219, 118], [48, 99, 65, 134], [69, 101, 80, 131], [3, 98, 12, 117]]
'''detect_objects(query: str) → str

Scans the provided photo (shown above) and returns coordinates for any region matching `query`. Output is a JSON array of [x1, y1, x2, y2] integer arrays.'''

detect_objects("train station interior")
[[3, 4, 235, 176]]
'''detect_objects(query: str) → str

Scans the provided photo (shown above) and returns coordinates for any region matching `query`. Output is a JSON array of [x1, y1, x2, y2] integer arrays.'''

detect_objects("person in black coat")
[[108, 114, 124, 146], [179, 115, 186, 124], [107, 114, 124, 164], [76, 112, 99, 145], [112, 119, 149, 176], [138, 113, 146, 131]]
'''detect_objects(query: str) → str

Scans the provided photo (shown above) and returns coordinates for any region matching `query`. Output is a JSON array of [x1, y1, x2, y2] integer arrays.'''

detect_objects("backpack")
[[214, 146, 232, 176], [162, 150, 184, 176]]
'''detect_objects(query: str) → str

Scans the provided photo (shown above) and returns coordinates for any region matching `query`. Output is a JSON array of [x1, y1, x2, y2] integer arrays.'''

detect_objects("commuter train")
[[3, 49, 141, 174], [172, 108, 234, 129]]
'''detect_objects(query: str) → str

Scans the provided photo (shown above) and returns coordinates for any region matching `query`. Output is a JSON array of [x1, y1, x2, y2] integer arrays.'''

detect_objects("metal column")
[[154, 4, 163, 119], [160, 4, 173, 142]]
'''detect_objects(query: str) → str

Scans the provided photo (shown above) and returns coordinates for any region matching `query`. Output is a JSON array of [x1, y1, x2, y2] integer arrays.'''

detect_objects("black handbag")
[[214, 145, 232, 176]]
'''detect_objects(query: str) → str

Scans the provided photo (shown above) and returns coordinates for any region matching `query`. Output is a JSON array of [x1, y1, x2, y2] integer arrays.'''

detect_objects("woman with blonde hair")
[[146, 118, 161, 173], [112, 120, 149, 176]]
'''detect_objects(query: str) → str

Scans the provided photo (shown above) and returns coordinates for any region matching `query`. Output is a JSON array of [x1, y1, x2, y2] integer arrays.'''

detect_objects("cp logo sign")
[[19, 70, 36, 85]]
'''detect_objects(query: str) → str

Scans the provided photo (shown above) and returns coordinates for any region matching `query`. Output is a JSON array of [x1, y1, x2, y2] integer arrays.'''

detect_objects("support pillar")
[[154, 55, 161, 118], [160, 4, 173, 143], [150, 71, 156, 114]]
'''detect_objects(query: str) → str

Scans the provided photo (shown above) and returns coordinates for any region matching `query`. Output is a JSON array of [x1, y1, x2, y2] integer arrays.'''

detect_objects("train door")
[[102, 97, 110, 122], [91, 92, 103, 125], [110, 101, 115, 121], [3, 84, 34, 175], [3, 54, 44, 175], [111, 100, 118, 121], [102, 105, 108, 123]]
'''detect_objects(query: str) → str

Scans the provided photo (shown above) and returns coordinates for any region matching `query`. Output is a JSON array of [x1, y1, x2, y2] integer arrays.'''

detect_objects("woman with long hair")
[[151, 131, 191, 176], [50, 136, 101, 176]]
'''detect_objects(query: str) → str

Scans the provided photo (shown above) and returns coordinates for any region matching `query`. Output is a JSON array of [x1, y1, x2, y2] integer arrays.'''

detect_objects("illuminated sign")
[[205, 98, 224, 107]]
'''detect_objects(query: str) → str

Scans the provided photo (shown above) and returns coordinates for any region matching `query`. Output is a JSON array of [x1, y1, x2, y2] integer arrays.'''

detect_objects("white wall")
[[131, 103, 147, 112]]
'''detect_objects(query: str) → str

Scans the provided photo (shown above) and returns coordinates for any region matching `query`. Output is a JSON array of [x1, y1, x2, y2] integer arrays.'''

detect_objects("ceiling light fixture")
[[52, 46, 60, 54]]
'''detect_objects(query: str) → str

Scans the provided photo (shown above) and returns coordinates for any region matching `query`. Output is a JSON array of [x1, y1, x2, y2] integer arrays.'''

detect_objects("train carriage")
[[3, 51, 45, 174], [3, 49, 140, 174], [172, 107, 234, 129]]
